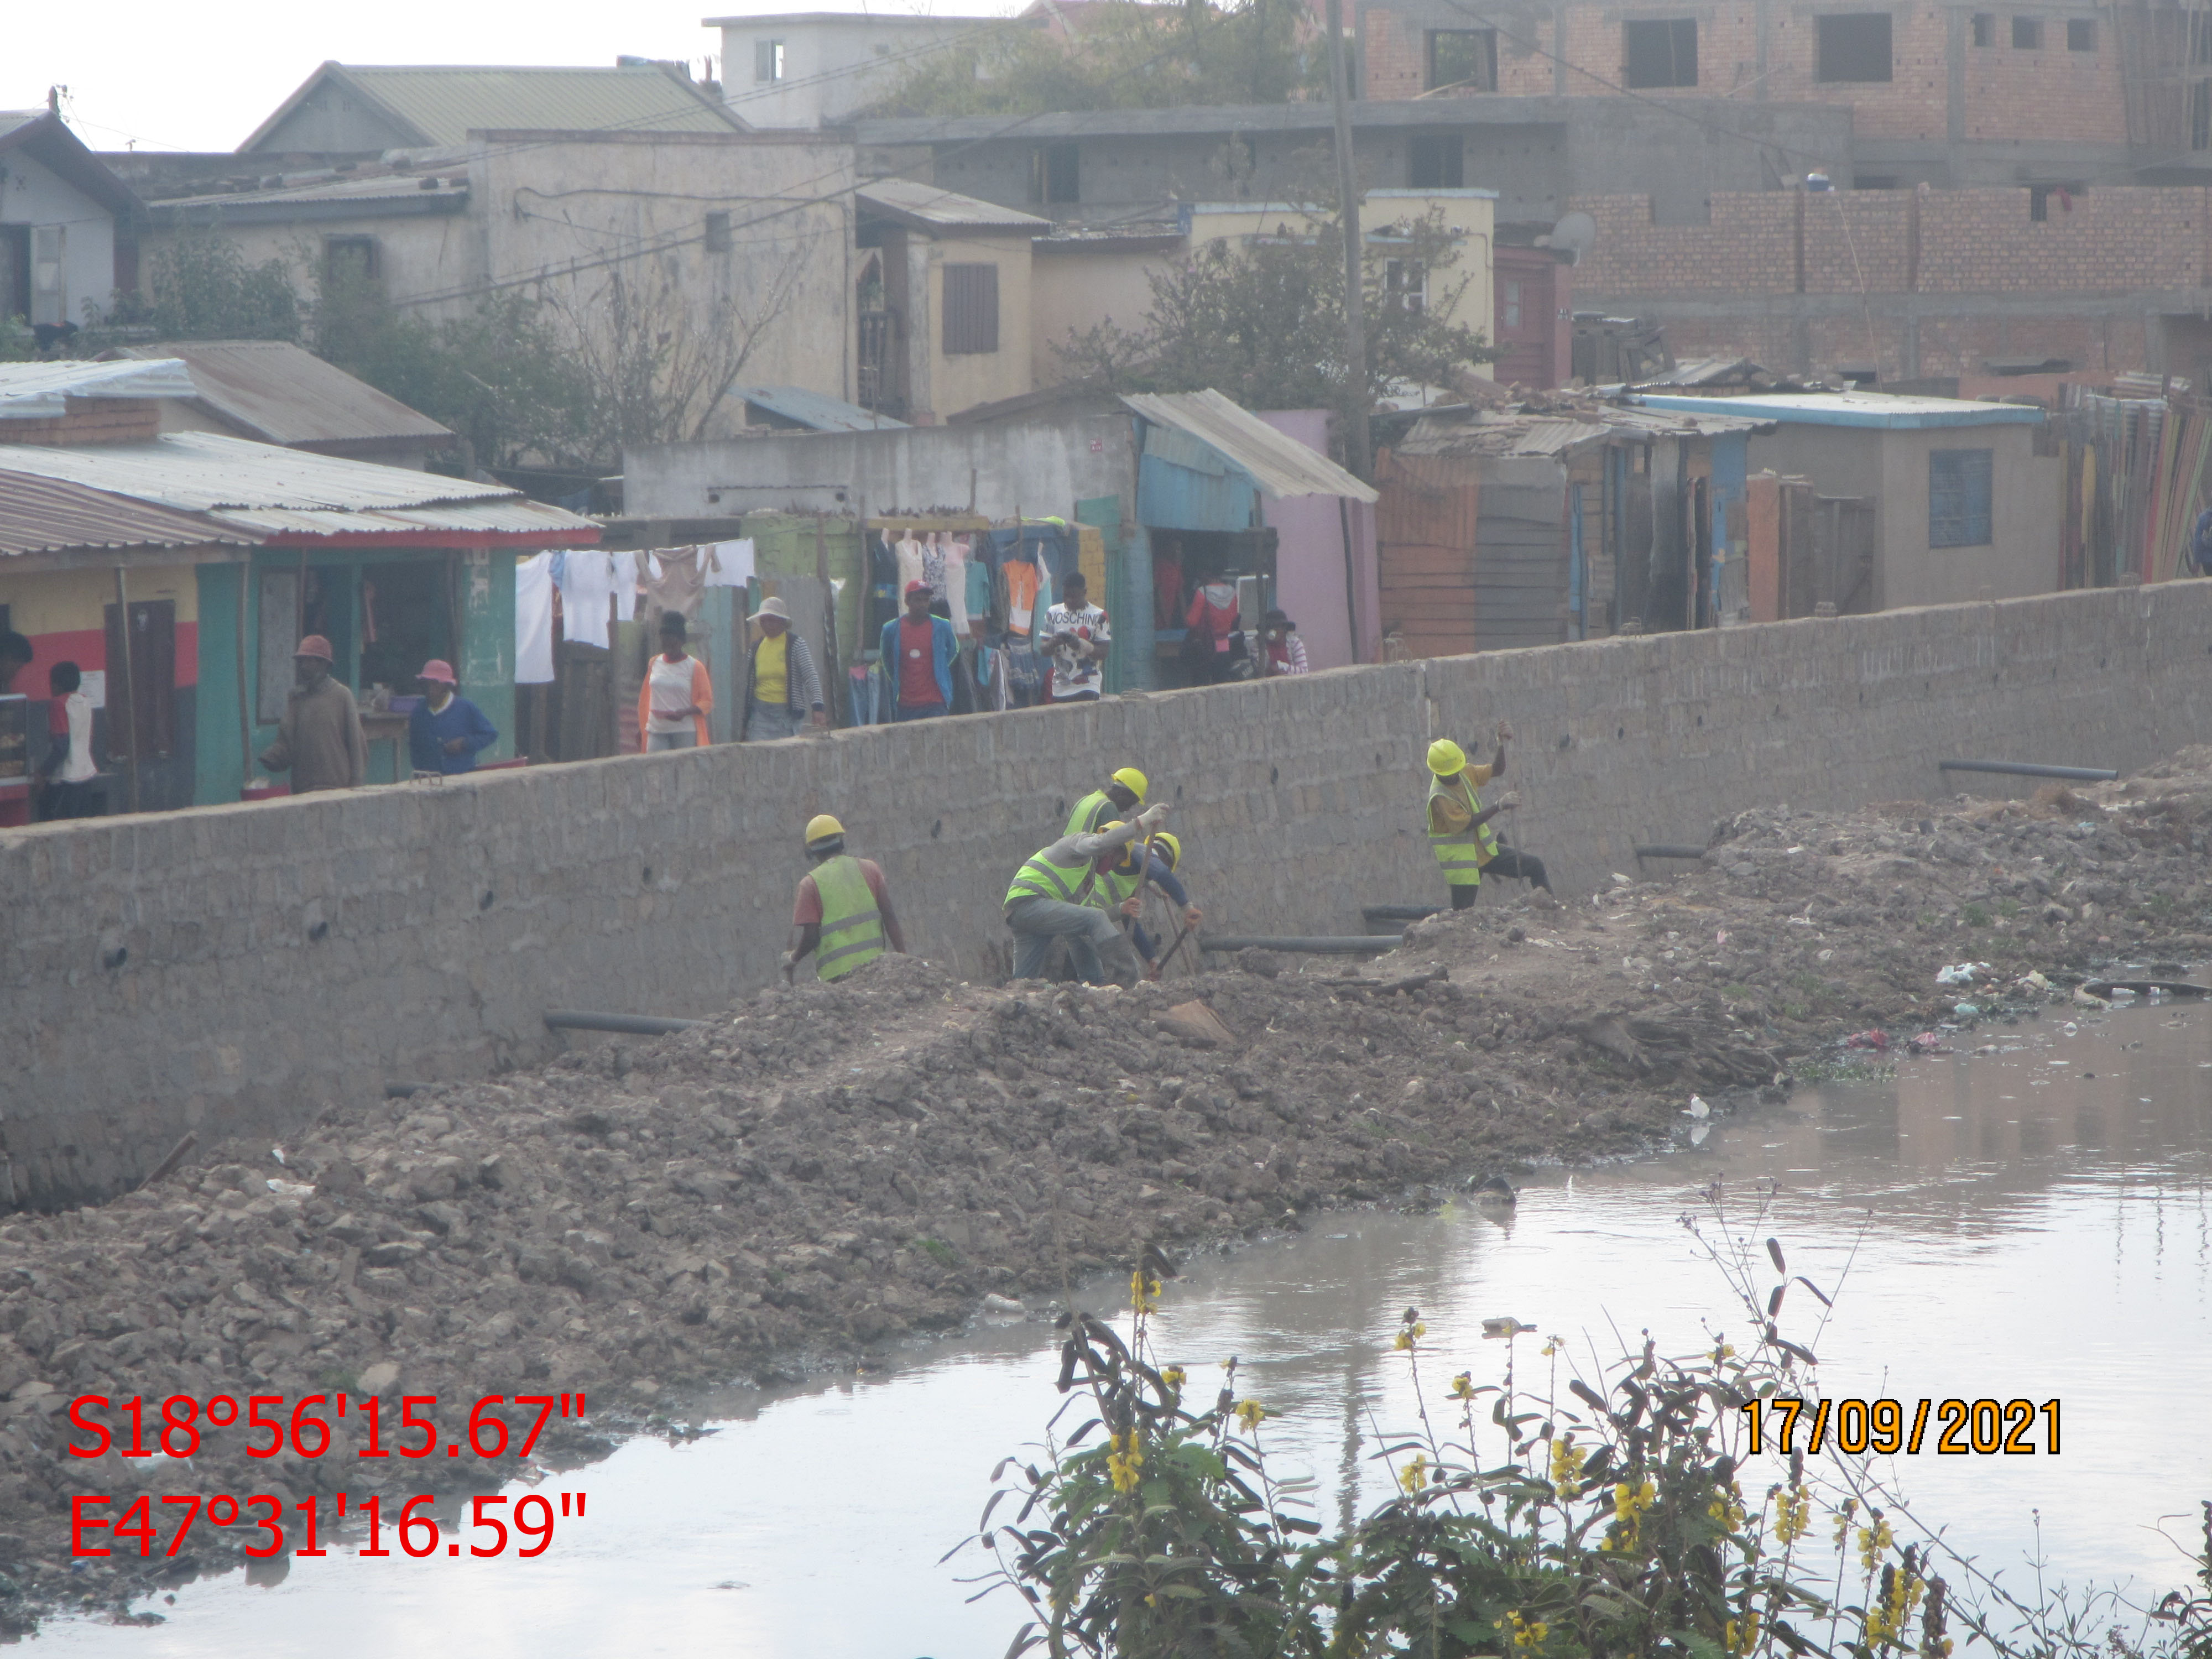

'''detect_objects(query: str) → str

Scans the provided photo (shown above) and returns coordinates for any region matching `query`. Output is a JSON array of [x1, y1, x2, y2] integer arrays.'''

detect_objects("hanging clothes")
[[961, 538, 993, 627], [1004, 559, 1039, 636], [643, 546, 708, 627], [895, 534, 927, 597], [515, 552, 556, 684], [941, 538, 970, 635], [706, 539, 755, 587], [559, 549, 615, 650], [611, 550, 639, 623]]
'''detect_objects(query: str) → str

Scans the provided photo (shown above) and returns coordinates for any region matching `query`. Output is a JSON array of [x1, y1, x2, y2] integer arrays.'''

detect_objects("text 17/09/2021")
[[64, 1392, 589, 1460], [1741, 1397, 2060, 1457]]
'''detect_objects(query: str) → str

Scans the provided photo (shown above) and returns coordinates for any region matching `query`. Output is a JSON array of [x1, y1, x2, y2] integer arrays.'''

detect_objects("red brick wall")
[[1360, 1, 2131, 147], [1574, 186, 2209, 296]]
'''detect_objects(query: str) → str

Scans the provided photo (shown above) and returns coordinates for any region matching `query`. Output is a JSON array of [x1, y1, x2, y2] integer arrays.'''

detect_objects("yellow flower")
[[1160, 1365, 1187, 1392], [1106, 1428, 1145, 1493], [1772, 1483, 1812, 1545], [1129, 1271, 1162, 1315], [1503, 1611, 1549, 1653], [1856, 1517, 1896, 1576], [1234, 1399, 1267, 1432], [1831, 1497, 1858, 1550], [1606, 1478, 1658, 1553], [1540, 1339, 1560, 1359], [1549, 1434, 1587, 1500], [1399, 1453, 1429, 1495], [1863, 1567, 1924, 1647], [1707, 1480, 1746, 1533], [1448, 1371, 1476, 1400], [1726, 1615, 1761, 1656]]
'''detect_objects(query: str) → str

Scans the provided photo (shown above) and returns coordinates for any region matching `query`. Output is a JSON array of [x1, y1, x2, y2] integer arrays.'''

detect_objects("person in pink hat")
[[408, 658, 499, 776], [256, 633, 367, 794]]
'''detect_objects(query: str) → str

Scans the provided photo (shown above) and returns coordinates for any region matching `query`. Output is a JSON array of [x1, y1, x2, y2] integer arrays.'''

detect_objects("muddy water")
[[46, 1000, 2212, 1657]]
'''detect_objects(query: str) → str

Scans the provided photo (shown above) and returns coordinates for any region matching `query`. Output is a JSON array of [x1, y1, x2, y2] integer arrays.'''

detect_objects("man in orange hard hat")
[[257, 634, 367, 794]]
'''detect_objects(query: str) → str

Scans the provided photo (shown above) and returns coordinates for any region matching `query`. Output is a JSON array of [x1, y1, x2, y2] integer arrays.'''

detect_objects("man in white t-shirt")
[[1039, 570, 1110, 703], [39, 660, 102, 818]]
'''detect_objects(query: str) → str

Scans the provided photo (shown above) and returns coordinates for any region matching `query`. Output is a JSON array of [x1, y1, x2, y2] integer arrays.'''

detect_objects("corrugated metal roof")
[[0, 473, 253, 559], [1399, 402, 1773, 460], [1633, 392, 2044, 429], [857, 179, 1053, 234], [113, 341, 455, 448], [0, 432, 597, 542], [241, 64, 742, 152], [0, 358, 200, 421], [1121, 390, 1378, 502], [153, 173, 469, 213], [735, 384, 908, 432]]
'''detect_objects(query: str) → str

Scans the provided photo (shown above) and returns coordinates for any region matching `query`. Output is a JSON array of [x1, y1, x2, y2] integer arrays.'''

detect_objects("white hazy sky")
[[7, 0, 1018, 154]]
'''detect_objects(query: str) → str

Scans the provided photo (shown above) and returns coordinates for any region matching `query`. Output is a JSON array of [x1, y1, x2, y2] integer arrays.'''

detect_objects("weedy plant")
[[953, 1182, 2212, 1659]]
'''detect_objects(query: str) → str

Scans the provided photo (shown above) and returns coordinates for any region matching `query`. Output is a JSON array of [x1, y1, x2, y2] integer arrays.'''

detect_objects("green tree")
[[870, 0, 1317, 118], [116, 230, 302, 342], [314, 267, 594, 472], [1057, 194, 1496, 436]]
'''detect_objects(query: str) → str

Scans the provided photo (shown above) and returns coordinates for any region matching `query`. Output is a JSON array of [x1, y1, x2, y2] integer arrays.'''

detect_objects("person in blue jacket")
[[880, 581, 958, 721], [408, 658, 499, 775]]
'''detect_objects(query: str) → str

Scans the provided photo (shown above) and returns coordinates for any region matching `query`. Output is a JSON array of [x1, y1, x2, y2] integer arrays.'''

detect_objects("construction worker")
[[783, 815, 907, 984], [1005, 804, 1169, 986], [1066, 765, 1148, 837], [1093, 827, 1202, 973], [1426, 723, 1537, 910]]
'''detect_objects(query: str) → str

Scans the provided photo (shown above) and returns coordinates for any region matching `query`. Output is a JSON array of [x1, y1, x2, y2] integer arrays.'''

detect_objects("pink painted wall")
[[1256, 410, 1380, 670]]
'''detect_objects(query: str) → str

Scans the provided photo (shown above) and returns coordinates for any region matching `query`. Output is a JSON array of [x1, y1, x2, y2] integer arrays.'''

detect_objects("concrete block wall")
[[6, 582, 2210, 1209]]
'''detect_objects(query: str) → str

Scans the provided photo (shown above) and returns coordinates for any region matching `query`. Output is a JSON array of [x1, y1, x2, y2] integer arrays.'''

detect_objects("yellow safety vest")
[[1006, 843, 1099, 909], [1066, 789, 1115, 838], [810, 854, 886, 981], [1426, 773, 1498, 886]]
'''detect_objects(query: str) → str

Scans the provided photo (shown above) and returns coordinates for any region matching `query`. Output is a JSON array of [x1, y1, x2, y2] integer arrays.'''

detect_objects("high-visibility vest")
[[1005, 842, 1099, 909], [1426, 773, 1497, 886], [1066, 789, 1115, 837], [811, 854, 887, 981], [1092, 852, 1145, 912]]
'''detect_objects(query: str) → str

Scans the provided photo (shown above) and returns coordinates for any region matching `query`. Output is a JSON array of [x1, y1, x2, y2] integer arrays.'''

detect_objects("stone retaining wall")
[[6, 581, 2205, 1208]]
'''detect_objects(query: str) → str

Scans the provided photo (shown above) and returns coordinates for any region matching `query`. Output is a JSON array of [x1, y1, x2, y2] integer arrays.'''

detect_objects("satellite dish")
[[1548, 211, 1597, 265]]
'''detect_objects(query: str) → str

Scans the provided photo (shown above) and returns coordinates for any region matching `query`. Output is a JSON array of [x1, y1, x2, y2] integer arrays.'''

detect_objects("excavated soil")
[[7, 748, 2212, 1623]]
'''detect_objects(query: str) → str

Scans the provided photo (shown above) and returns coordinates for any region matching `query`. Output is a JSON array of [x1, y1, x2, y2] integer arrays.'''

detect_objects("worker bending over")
[[1067, 765, 1147, 837], [784, 815, 907, 983], [1426, 722, 1548, 909], [1005, 804, 1169, 987], [1093, 827, 1202, 972]]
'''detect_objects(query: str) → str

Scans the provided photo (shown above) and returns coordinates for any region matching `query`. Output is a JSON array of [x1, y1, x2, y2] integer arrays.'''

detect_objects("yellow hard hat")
[[805, 813, 845, 845], [1110, 766, 1148, 800], [1152, 831, 1181, 870], [1427, 738, 1468, 776]]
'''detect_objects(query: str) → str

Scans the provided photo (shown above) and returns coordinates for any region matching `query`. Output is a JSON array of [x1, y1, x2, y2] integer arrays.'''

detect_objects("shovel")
[[1149, 918, 1194, 981]]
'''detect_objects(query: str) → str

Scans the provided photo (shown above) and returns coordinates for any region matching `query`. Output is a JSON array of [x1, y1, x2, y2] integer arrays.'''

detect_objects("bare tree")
[[544, 244, 811, 460]]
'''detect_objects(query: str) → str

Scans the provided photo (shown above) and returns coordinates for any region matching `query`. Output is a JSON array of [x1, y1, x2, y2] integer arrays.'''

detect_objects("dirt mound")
[[4, 752, 2210, 1620]]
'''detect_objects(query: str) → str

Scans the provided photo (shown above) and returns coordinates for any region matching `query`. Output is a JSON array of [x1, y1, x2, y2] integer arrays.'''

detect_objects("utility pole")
[[1323, 0, 1371, 479]]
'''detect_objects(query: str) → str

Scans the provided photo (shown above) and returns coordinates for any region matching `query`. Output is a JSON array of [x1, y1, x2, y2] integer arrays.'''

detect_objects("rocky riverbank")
[[7, 748, 2212, 1624]]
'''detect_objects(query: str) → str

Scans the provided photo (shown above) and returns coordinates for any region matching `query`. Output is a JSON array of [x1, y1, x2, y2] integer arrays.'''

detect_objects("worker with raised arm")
[[1004, 804, 1169, 987], [1426, 722, 1542, 910], [1066, 765, 1147, 837], [783, 814, 907, 984], [1092, 827, 1202, 973]]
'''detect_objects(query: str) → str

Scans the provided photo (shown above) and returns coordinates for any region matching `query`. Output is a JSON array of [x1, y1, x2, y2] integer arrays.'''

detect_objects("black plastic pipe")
[[1635, 844, 1711, 860], [1939, 760, 2119, 782], [544, 1010, 705, 1035], [1199, 936, 1399, 954]]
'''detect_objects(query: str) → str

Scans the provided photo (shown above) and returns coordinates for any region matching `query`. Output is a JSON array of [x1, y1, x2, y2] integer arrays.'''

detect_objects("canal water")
[[44, 999, 2212, 1657]]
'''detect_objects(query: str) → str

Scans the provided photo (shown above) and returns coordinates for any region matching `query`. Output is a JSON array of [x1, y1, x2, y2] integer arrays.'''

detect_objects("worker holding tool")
[[1066, 765, 1148, 837], [1426, 723, 1547, 909], [1092, 827, 1202, 973], [784, 814, 907, 983], [1005, 805, 1170, 987]]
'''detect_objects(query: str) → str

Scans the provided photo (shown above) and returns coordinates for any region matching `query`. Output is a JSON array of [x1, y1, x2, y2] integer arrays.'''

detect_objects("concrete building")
[[140, 128, 859, 426], [707, 12, 1015, 129], [0, 109, 138, 342], [0, 358, 597, 814], [1636, 389, 2057, 611]]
